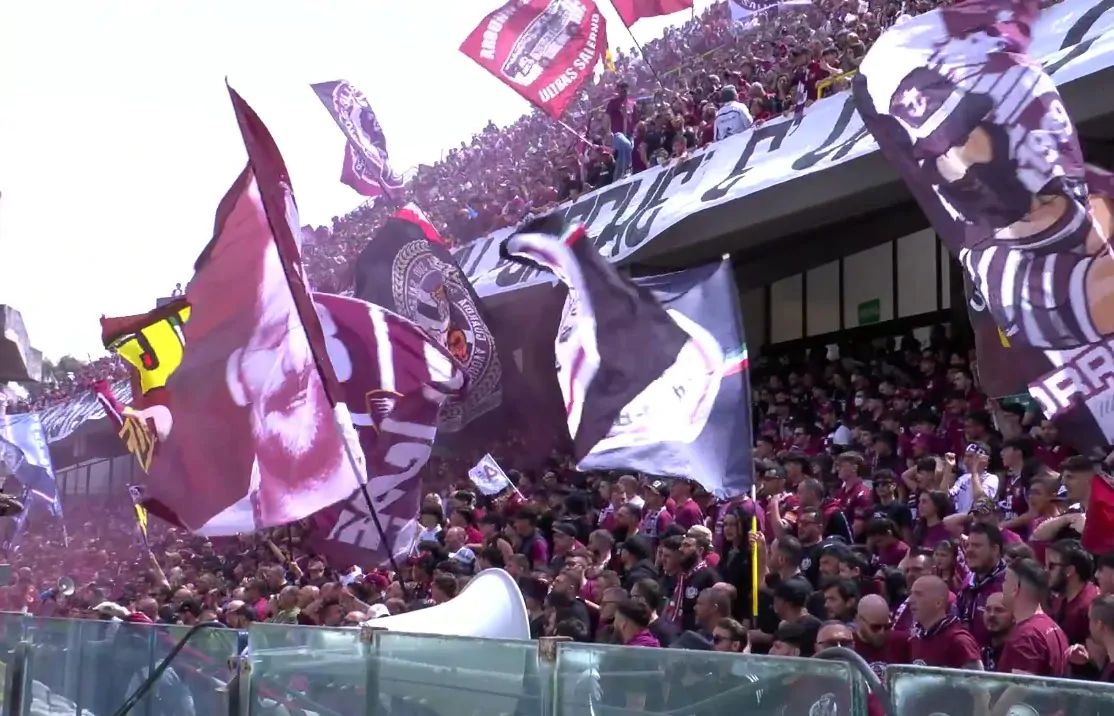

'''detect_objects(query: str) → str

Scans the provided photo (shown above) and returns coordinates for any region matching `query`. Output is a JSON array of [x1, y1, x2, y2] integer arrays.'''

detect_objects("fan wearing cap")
[[550, 522, 584, 572], [638, 480, 675, 549], [946, 443, 999, 516]]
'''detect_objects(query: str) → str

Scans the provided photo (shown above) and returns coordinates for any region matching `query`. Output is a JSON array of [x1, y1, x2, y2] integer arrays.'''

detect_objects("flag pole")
[[609, 2, 668, 90], [750, 482, 759, 619], [336, 426, 410, 597]]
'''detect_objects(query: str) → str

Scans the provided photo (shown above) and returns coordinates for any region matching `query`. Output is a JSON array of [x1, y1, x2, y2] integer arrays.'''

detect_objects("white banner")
[[452, 0, 1114, 298], [468, 453, 512, 496]]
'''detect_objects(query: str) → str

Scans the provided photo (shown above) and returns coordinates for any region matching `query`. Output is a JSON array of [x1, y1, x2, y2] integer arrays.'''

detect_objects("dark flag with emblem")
[[0, 413, 58, 516], [310, 80, 404, 201], [354, 204, 503, 434], [95, 85, 363, 535], [310, 293, 465, 567], [503, 216, 689, 461], [579, 259, 753, 499], [853, 0, 1114, 451]]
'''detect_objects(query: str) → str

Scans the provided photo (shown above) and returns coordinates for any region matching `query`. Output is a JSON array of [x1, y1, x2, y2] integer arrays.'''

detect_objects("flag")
[[468, 454, 512, 496], [353, 204, 502, 433], [459, 0, 608, 119], [962, 275, 1048, 400], [503, 217, 689, 460], [1083, 474, 1114, 555], [128, 485, 150, 551], [579, 259, 754, 499], [0, 413, 60, 515], [309, 293, 466, 567], [604, 48, 616, 72], [310, 80, 404, 201], [98, 85, 363, 536], [853, 0, 1114, 451], [613, 0, 693, 26]]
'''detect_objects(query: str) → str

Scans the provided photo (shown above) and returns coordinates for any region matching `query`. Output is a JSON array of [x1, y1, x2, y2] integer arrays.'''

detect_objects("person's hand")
[[748, 530, 766, 551], [944, 453, 957, 469], [1067, 643, 1090, 666]]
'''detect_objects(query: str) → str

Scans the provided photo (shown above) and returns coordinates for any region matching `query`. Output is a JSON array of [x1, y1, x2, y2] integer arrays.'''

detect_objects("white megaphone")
[[362, 567, 530, 639], [254, 569, 534, 716]]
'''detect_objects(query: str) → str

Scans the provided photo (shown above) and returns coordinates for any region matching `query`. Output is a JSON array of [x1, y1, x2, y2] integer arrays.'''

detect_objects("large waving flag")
[[98, 86, 363, 536], [613, 0, 693, 26], [310, 80, 404, 201], [459, 0, 608, 119], [503, 217, 689, 460], [852, 0, 1114, 450], [0, 413, 60, 516], [354, 204, 503, 433], [309, 293, 465, 567], [579, 259, 754, 499]]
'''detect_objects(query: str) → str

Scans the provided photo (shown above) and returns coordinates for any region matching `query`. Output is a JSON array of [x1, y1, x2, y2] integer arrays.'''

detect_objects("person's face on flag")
[[226, 240, 329, 476]]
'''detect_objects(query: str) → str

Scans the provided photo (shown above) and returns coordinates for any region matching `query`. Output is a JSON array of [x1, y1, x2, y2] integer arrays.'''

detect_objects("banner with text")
[[459, 0, 608, 119], [452, 0, 1114, 299]]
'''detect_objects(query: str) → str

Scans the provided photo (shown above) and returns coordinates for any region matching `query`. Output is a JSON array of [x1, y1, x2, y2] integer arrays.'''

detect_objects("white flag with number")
[[468, 454, 511, 496]]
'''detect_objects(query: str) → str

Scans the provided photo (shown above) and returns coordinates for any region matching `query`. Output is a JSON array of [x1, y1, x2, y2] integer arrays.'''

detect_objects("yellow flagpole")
[[751, 483, 759, 618]]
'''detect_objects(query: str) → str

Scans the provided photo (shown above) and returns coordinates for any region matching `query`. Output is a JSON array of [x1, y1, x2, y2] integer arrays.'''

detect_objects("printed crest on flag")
[[468, 453, 510, 495]]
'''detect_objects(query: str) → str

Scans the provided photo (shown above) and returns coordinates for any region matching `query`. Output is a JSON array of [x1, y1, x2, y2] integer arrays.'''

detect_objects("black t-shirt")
[[649, 616, 679, 647], [870, 501, 914, 532], [800, 541, 824, 586], [678, 566, 719, 632]]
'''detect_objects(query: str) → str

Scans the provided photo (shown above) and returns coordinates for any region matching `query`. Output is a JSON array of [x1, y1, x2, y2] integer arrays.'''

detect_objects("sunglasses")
[[818, 637, 855, 648]]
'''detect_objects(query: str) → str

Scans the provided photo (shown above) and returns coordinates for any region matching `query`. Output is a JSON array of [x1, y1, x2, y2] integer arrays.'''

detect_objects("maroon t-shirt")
[[834, 479, 874, 527], [996, 612, 1068, 677], [674, 498, 704, 530], [909, 619, 981, 669], [604, 97, 635, 136], [854, 631, 912, 679], [1050, 583, 1101, 646], [876, 540, 910, 568]]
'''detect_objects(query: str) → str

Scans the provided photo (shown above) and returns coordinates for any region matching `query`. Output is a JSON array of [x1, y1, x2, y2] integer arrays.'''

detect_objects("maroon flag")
[[137, 86, 363, 535], [612, 0, 693, 26], [853, 0, 1114, 451], [459, 0, 608, 119], [310, 80, 404, 200], [309, 293, 466, 566]]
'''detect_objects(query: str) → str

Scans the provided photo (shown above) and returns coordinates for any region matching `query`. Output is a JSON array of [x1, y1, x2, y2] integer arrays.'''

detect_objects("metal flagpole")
[[609, 0, 668, 90]]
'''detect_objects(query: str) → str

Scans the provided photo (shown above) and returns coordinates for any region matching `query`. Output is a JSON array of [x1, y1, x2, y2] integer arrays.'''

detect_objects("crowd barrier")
[[0, 612, 1111, 716]]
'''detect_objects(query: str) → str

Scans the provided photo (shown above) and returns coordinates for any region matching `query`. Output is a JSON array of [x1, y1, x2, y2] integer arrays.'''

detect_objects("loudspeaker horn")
[[57, 577, 75, 597], [363, 567, 530, 640]]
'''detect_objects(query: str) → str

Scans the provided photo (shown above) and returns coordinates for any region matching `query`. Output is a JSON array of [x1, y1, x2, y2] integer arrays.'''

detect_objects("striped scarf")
[[665, 559, 708, 624]]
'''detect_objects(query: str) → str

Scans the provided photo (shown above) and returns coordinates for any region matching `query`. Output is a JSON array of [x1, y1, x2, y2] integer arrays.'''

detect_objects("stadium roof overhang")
[[625, 65, 1114, 289]]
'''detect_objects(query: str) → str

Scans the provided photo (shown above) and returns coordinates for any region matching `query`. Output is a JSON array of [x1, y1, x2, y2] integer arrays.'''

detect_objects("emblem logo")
[[366, 389, 402, 433], [391, 240, 502, 432]]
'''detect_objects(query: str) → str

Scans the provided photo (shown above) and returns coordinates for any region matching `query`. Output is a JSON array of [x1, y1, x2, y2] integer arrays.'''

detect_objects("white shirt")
[[949, 471, 999, 515], [714, 101, 754, 142], [828, 424, 853, 447]]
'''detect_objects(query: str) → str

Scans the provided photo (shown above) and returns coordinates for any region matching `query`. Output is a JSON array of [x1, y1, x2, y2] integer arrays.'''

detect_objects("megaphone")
[[254, 569, 534, 715], [57, 577, 75, 597]]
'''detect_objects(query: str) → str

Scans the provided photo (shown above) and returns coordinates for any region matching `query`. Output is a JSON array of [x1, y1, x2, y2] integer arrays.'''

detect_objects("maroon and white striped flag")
[[853, 0, 1114, 451], [309, 293, 466, 567], [311, 80, 405, 200]]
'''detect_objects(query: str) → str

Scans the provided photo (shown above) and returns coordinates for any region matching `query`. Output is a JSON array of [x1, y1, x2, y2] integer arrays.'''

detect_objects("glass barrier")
[[887, 664, 1114, 716], [375, 631, 544, 716], [0, 612, 25, 716], [553, 642, 862, 716], [247, 622, 369, 716]]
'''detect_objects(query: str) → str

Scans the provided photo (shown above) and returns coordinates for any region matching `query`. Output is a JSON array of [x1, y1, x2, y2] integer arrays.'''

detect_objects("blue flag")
[[578, 259, 753, 499], [0, 413, 61, 516]]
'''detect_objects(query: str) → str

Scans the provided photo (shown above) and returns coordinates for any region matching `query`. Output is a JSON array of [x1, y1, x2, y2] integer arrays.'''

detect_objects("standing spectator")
[[604, 81, 636, 178], [996, 558, 1068, 678], [713, 85, 753, 142]]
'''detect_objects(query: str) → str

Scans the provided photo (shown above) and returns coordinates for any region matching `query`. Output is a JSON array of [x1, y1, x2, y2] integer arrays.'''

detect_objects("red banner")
[[132, 87, 360, 535], [612, 0, 692, 26], [459, 0, 608, 119]]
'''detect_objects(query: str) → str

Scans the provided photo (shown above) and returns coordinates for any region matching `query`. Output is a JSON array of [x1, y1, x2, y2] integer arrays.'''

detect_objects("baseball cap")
[[553, 522, 578, 538], [619, 535, 652, 561], [644, 480, 670, 497]]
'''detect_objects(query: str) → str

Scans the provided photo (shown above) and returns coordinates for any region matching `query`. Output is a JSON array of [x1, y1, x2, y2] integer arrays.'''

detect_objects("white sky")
[[0, 0, 713, 362]]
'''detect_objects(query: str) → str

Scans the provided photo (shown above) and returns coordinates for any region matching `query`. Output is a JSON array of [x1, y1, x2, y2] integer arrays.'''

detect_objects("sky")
[[0, 0, 716, 362]]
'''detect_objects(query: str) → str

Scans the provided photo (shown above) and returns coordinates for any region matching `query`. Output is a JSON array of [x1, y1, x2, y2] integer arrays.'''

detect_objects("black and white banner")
[[452, 0, 1114, 299], [468, 453, 512, 496], [504, 219, 690, 461]]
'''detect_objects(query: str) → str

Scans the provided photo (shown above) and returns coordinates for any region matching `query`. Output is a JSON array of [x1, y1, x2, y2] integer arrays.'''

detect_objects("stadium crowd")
[[301, 0, 918, 293], [7, 326, 1114, 705]]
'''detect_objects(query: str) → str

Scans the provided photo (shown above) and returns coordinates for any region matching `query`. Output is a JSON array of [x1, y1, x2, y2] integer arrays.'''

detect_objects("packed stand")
[[300, 0, 935, 293], [2, 324, 1113, 714], [2, 356, 129, 416]]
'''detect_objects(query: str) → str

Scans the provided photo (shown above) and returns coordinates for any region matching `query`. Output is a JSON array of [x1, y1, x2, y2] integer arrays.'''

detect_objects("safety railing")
[[2, 613, 1114, 716]]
